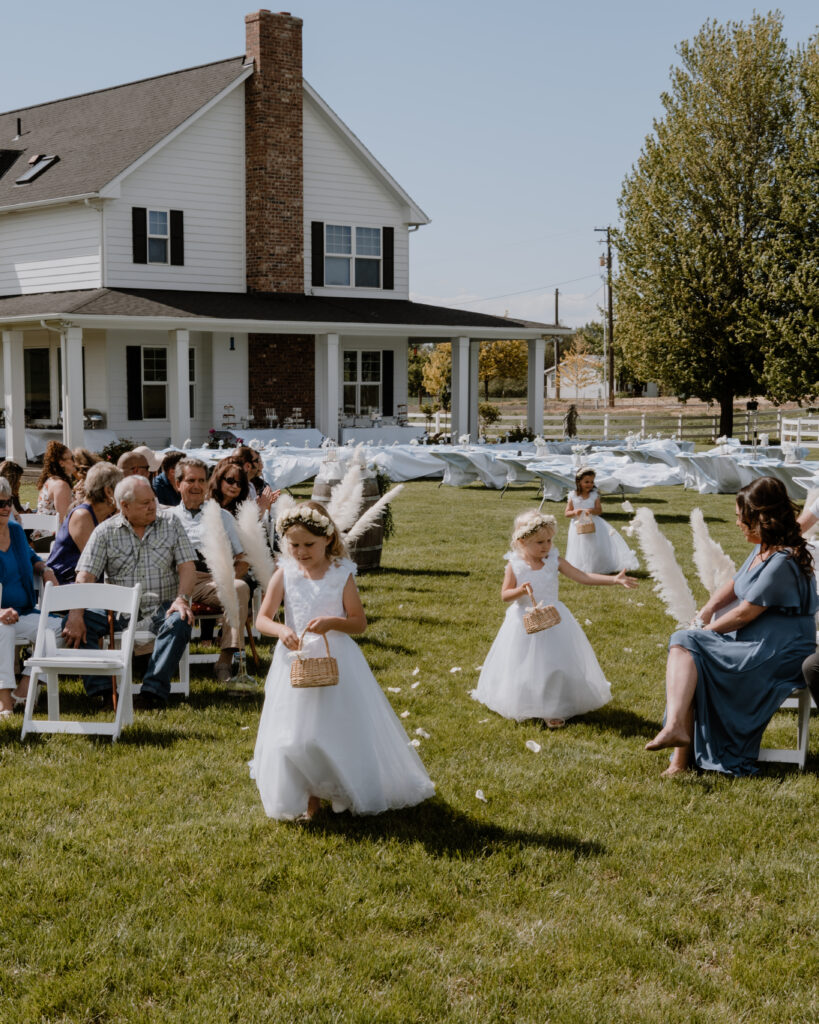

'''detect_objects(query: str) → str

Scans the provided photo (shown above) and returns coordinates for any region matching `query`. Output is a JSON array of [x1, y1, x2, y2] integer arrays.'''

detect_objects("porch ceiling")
[[0, 288, 572, 339]]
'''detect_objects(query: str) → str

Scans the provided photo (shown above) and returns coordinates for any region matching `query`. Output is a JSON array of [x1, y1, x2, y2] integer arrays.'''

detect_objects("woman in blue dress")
[[646, 477, 817, 777]]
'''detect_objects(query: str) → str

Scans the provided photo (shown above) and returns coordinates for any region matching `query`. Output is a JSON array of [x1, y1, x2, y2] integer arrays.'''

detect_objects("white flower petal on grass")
[[240, 726, 250, 731], [415, 728, 430, 739], [623, 647, 633, 653], [474, 665, 483, 671], [412, 667, 420, 676], [398, 604, 403, 609], [450, 666, 462, 673], [636, 602, 644, 607], [525, 740, 542, 753], [400, 710, 410, 719], [411, 682, 420, 689], [478, 718, 489, 723], [475, 789, 488, 803], [410, 739, 421, 748], [584, 618, 593, 626], [387, 687, 401, 693]]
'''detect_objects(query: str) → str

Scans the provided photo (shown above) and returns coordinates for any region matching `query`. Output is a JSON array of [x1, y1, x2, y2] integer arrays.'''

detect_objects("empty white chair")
[[21, 581, 141, 742]]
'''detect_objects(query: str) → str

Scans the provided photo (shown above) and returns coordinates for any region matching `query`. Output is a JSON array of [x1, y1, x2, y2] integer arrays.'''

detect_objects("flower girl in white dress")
[[472, 511, 637, 727], [565, 468, 638, 574], [250, 502, 434, 821]]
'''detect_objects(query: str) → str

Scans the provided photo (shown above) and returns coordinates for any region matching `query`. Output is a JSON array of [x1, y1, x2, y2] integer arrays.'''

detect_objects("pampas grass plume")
[[690, 508, 736, 595], [631, 506, 696, 626], [236, 500, 276, 591], [200, 500, 241, 630]]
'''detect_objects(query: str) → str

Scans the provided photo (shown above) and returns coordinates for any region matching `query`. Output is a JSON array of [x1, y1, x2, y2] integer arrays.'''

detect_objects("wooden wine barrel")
[[310, 466, 384, 572]]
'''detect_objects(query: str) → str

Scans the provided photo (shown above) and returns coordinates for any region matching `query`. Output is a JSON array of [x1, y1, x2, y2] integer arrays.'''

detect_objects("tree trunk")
[[718, 392, 734, 438]]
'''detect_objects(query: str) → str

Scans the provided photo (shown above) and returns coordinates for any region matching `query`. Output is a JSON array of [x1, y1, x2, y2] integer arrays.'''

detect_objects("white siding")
[[303, 98, 410, 299], [105, 86, 246, 292], [0, 204, 101, 295]]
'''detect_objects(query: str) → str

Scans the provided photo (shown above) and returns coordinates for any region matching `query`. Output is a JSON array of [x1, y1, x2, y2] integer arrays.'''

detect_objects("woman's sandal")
[[546, 718, 566, 729]]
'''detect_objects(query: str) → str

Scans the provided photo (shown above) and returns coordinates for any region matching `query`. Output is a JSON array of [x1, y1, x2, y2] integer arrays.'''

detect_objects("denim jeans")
[[72, 602, 191, 704]]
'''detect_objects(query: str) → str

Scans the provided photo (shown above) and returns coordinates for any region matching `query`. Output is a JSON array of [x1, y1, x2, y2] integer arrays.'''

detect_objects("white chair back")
[[20, 513, 59, 533]]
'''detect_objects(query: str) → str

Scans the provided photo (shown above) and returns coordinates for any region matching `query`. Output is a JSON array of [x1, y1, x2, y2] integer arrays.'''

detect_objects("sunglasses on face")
[[0, 499, 13, 508], [223, 477, 241, 486]]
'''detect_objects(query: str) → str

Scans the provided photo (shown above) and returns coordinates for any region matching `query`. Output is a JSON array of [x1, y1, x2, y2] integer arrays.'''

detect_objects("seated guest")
[[37, 441, 75, 523], [0, 478, 60, 715], [72, 447, 101, 503], [0, 461, 26, 523], [172, 458, 250, 683], [232, 445, 279, 513], [152, 451, 185, 507], [646, 477, 817, 777], [47, 463, 123, 584], [207, 459, 249, 517], [63, 476, 195, 710], [798, 491, 819, 535], [131, 446, 161, 478], [116, 450, 151, 478]]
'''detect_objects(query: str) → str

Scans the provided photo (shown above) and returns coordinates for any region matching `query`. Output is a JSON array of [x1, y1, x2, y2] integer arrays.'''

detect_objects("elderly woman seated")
[[46, 462, 123, 585], [646, 477, 818, 777], [0, 478, 60, 715]]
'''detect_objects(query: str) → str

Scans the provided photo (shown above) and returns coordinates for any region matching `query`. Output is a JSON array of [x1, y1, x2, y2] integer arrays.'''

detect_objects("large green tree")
[[615, 13, 794, 436], [750, 37, 819, 403]]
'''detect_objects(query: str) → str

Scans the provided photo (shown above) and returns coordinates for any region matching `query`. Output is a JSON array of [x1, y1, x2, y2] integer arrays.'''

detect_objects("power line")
[[457, 273, 601, 305]]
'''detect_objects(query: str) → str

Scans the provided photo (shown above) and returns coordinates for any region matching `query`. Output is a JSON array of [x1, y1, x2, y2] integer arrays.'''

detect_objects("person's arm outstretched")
[[558, 558, 638, 589]]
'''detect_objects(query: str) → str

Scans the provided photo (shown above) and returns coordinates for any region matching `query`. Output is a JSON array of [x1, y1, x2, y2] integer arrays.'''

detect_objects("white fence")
[[780, 417, 819, 445]]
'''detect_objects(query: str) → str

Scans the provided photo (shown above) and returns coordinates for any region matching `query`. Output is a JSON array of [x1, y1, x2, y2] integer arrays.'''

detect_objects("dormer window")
[[15, 154, 59, 185]]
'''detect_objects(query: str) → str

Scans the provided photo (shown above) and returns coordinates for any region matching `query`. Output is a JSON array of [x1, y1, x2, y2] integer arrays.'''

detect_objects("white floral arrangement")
[[759, 433, 770, 448], [409, 438, 419, 446], [276, 506, 335, 536], [458, 433, 470, 445], [512, 512, 557, 543]]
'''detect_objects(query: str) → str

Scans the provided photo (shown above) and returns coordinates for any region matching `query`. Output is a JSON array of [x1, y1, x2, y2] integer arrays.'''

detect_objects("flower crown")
[[276, 507, 335, 536], [512, 513, 556, 542]]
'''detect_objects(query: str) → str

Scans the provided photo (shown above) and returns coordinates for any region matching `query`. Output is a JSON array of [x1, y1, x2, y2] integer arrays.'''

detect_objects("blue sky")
[[2, 0, 817, 328]]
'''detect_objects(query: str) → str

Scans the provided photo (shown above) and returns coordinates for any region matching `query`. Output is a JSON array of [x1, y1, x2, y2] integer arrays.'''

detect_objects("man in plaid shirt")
[[64, 476, 196, 709]]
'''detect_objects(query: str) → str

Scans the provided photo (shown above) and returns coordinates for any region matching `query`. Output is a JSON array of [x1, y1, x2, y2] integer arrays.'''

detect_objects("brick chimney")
[[245, 10, 304, 293]]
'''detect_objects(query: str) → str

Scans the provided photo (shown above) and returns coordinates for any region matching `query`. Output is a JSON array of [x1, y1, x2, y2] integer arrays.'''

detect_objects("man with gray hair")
[[62, 475, 196, 709]]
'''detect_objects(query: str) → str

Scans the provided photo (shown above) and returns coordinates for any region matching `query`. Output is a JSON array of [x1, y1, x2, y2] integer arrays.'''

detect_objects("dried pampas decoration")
[[199, 500, 240, 631], [327, 461, 364, 534], [630, 506, 696, 626], [690, 507, 736, 595], [236, 500, 276, 591], [803, 488, 819, 538], [345, 485, 404, 547]]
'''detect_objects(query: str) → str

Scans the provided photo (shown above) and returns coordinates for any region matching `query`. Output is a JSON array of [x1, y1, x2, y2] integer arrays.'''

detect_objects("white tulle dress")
[[564, 489, 638, 574], [250, 557, 435, 820], [471, 548, 611, 721]]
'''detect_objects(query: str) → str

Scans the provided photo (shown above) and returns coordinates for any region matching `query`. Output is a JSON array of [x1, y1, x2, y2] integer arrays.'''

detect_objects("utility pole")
[[554, 288, 560, 400], [595, 226, 615, 406]]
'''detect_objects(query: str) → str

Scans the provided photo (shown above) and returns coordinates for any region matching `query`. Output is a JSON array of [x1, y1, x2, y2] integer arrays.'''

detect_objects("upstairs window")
[[323, 224, 381, 288], [132, 207, 184, 265]]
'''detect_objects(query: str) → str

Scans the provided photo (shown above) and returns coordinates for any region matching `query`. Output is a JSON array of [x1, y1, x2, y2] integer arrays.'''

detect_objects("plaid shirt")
[[77, 510, 196, 613]]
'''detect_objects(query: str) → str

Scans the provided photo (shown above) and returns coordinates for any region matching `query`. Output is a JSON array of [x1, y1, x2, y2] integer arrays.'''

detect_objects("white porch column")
[[2, 331, 26, 465], [314, 333, 340, 441], [468, 341, 480, 438], [48, 340, 60, 425], [527, 337, 546, 435], [450, 336, 471, 440], [168, 329, 191, 446], [61, 326, 84, 449]]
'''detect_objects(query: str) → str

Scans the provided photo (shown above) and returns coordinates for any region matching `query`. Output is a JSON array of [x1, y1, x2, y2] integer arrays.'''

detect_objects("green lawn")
[[1, 482, 816, 1023]]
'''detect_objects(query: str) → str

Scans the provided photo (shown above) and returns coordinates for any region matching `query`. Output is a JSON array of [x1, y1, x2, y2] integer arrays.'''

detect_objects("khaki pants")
[[191, 571, 250, 650]]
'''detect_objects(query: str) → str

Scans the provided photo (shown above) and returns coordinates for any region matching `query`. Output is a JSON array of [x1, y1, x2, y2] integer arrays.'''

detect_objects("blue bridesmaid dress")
[[669, 548, 818, 776]]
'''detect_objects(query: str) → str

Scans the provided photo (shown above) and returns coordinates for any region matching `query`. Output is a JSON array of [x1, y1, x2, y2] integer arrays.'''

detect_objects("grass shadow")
[[308, 796, 605, 860], [366, 567, 471, 579], [581, 705, 664, 738]]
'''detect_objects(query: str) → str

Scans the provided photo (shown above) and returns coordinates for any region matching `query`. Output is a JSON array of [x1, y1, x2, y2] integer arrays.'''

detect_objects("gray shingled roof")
[[0, 57, 248, 209], [0, 288, 559, 333]]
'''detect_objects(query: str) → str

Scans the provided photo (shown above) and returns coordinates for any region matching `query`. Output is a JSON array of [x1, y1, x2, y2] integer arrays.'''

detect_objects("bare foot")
[[645, 726, 690, 750], [660, 763, 690, 778]]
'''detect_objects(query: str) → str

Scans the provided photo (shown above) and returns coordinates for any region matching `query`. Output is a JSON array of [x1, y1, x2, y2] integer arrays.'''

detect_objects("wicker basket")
[[523, 591, 561, 634], [290, 629, 339, 688], [576, 514, 596, 535]]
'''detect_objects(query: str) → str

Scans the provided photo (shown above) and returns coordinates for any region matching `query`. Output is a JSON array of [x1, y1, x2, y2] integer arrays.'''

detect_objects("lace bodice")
[[506, 548, 560, 608], [282, 556, 357, 636], [569, 489, 598, 511]]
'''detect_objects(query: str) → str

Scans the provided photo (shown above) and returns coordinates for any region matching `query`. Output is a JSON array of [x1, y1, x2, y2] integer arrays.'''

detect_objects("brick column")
[[245, 10, 304, 293]]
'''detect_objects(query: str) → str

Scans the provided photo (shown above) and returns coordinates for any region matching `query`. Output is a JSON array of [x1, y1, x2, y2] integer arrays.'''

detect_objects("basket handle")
[[523, 583, 537, 609], [297, 627, 332, 658]]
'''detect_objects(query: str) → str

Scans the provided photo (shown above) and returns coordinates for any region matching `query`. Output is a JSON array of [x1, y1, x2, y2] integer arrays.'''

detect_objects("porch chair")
[[265, 407, 278, 428], [21, 581, 141, 742]]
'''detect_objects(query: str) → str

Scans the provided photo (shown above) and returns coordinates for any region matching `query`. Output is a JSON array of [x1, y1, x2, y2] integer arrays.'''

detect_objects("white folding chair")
[[107, 629, 190, 698], [20, 581, 142, 742], [758, 687, 813, 771], [19, 513, 59, 534]]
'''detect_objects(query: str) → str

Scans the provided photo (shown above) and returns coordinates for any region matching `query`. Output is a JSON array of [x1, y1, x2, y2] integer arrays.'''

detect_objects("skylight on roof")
[[15, 154, 59, 185], [0, 150, 22, 181]]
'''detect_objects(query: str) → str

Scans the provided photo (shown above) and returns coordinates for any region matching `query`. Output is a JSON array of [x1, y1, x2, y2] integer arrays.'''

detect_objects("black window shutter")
[[381, 350, 394, 415], [132, 207, 147, 264], [311, 221, 324, 287], [170, 210, 184, 265], [382, 227, 394, 290], [126, 346, 143, 420]]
